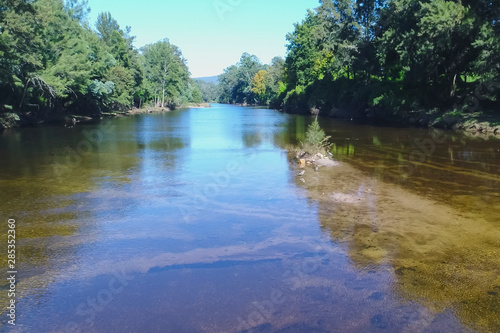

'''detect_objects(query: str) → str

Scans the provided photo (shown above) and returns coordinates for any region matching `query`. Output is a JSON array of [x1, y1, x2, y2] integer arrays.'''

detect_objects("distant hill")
[[193, 76, 219, 84]]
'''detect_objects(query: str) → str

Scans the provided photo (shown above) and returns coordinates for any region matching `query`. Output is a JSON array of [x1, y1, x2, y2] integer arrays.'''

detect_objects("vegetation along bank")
[[217, 0, 500, 135], [2, 0, 499, 135], [0, 0, 210, 130]]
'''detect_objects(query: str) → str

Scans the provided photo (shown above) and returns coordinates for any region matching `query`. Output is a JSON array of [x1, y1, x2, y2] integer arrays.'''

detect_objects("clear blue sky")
[[85, 0, 320, 78]]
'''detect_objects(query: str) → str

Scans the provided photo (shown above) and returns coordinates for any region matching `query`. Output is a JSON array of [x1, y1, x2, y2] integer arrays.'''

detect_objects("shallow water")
[[0, 104, 499, 332]]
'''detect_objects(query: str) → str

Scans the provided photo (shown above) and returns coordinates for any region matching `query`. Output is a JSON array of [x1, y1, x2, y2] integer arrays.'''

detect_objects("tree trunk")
[[19, 79, 30, 110], [162, 81, 165, 108], [450, 73, 457, 98]]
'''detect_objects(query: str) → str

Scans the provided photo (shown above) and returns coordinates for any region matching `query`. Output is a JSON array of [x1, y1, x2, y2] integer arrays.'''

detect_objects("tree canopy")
[[278, 0, 500, 116], [218, 0, 500, 119], [2, 0, 499, 123], [0, 0, 201, 119], [219, 53, 284, 106], [141, 39, 190, 109]]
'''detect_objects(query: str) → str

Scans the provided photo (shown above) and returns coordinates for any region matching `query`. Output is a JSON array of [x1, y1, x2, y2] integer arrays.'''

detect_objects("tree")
[[104, 65, 134, 109], [378, 0, 480, 101], [94, 11, 144, 109], [266, 56, 285, 104], [218, 53, 264, 104], [0, 0, 40, 109], [96, 12, 120, 46], [63, 0, 90, 24], [186, 80, 203, 104], [0, 0, 199, 118], [193, 79, 219, 102], [218, 65, 239, 104], [278, 0, 500, 116], [251, 70, 268, 104], [142, 39, 189, 108]]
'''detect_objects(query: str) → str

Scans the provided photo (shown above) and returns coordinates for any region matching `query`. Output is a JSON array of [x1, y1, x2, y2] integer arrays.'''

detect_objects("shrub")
[[301, 117, 331, 155]]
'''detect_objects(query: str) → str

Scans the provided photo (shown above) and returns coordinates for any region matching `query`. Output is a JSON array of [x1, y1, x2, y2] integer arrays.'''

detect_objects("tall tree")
[[0, 0, 40, 109], [142, 39, 189, 108], [95, 12, 120, 46], [251, 70, 268, 104], [219, 53, 264, 104]]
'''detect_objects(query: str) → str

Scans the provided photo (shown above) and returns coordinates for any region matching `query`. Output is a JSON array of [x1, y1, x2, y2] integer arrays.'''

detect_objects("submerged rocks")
[[295, 151, 339, 168], [316, 158, 339, 167], [330, 192, 363, 204]]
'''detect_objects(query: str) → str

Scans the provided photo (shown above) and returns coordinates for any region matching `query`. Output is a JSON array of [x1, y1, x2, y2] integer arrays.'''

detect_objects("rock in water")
[[315, 158, 339, 167]]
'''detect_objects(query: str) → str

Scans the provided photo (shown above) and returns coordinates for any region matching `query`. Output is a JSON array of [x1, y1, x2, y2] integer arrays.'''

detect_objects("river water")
[[1, 104, 499, 332]]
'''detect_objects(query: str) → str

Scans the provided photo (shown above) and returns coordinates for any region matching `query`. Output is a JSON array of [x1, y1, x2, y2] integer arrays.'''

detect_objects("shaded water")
[[0, 104, 499, 332]]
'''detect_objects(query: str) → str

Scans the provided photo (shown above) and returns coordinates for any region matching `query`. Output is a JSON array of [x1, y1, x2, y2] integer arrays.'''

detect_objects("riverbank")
[[0, 103, 211, 131], [280, 104, 500, 137], [374, 109, 500, 137]]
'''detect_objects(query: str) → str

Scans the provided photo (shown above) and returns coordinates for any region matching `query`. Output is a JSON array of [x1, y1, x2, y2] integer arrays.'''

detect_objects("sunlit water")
[[0, 104, 499, 332]]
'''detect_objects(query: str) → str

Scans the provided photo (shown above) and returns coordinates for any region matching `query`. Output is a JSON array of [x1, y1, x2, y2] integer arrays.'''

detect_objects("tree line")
[[218, 53, 285, 106], [0, 0, 203, 121], [219, 0, 500, 120]]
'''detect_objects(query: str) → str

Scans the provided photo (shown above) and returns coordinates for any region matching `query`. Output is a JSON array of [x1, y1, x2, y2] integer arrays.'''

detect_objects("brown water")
[[0, 104, 499, 332]]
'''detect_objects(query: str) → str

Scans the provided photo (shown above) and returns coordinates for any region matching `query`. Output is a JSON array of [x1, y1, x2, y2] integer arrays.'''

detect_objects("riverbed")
[[1, 104, 499, 332]]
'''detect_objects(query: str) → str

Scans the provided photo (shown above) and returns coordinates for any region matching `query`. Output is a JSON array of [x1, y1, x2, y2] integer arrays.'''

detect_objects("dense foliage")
[[281, 0, 500, 117], [220, 0, 500, 120], [193, 79, 219, 103], [218, 53, 285, 106], [3, 0, 499, 123], [0, 0, 199, 120]]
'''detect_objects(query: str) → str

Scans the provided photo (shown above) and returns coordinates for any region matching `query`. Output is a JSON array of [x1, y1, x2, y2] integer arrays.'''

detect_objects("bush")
[[301, 117, 331, 155]]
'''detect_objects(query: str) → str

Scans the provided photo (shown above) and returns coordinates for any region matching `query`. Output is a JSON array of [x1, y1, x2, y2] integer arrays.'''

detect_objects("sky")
[[85, 0, 320, 78]]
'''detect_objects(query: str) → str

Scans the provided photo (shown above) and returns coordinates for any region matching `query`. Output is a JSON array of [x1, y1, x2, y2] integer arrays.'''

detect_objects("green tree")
[[95, 12, 120, 46], [104, 65, 134, 109], [266, 56, 285, 105], [219, 53, 264, 104], [301, 117, 331, 154], [93, 11, 144, 109], [377, 0, 484, 103], [251, 70, 268, 104], [0, 0, 41, 109], [193, 79, 219, 102], [185, 80, 203, 104], [280, 0, 500, 116], [142, 39, 189, 108], [218, 65, 239, 104]]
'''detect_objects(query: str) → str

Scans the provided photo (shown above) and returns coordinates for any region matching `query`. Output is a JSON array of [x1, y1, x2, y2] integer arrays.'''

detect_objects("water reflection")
[[0, 105, 499, 332], [297, 163, 500, 332], [288, 119, 500, 332], [284, 115, 500, 224]]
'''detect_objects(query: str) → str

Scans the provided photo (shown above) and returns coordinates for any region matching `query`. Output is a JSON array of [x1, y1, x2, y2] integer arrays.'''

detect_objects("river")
[[1, 104, 499, 332]]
